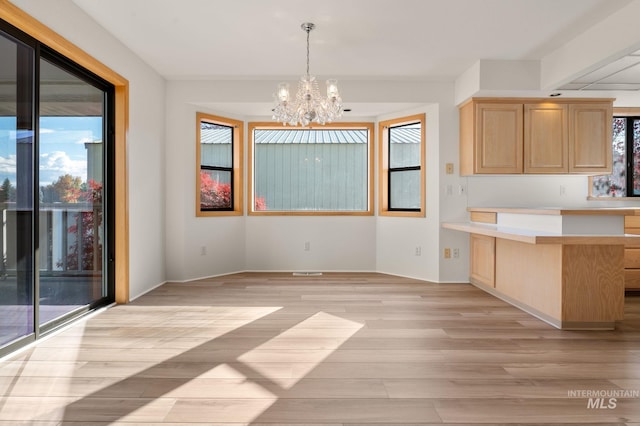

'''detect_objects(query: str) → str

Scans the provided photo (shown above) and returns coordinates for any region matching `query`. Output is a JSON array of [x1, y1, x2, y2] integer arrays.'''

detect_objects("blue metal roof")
[[388, 127, 421, 144], [200, 123, 232, 144], [254, 129, 369, 144], [201, 126, 420, 144]]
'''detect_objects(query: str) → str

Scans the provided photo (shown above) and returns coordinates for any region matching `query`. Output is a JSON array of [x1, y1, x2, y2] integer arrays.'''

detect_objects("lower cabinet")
[[624, 216, 640, 290], [624, 269, 640, 290], [624, 247, 640, 290], [465, 232, 624, 329], [470, 234, 495, 287]]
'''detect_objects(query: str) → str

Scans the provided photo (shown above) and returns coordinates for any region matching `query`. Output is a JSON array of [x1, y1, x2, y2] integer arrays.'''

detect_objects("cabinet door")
[[568, 103, 612, 173], [524, 103, 568, 173], [475, 103, 523, 174], [624, 270, 640, 289], [470, 234, 496, 287]]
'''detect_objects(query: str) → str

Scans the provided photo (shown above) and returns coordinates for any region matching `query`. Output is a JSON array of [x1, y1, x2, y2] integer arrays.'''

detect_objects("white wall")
[[376, 105, 441, 281], [10, 0, 167, 299], [467, 175, 587, 208], [165, 82, 246, 281], [164, 80, 388, 279], [437, 93, 469, 283], [376, 83, 469, 284], [467, 174, 640, 209], [165, 80, 469, 283], [246, 216, 376, 272]]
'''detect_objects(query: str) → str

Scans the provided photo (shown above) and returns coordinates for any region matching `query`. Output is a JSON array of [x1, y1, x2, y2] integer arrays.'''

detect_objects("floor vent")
[[292, 272, 323, 276]]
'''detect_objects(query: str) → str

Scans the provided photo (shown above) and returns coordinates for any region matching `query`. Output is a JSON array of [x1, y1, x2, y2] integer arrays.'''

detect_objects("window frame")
[[589, 107, 640, 200], [247, 122, 374, 216], [378, 114, 426, 217], [196, 112, 243, 216]]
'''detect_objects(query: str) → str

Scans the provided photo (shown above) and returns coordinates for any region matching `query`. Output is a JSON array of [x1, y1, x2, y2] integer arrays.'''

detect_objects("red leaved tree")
[[60, 179, 102, 271], [200, 171, 268, 210], [254, 196, 267, 211], [200, 171, 231, 209]]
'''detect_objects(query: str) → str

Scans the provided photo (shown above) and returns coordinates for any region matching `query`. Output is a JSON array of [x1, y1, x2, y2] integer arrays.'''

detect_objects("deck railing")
[[1, 202, 102, 276]]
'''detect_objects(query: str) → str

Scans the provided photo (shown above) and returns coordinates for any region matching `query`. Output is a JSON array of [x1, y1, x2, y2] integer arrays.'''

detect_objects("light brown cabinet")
[[470, 233, 495, 287], [461, 102, 523, 174], [624, 215, 640, 290], [460, 98, 613, 176], [569, 103, 613, 173], [524, 103, 568, 173]]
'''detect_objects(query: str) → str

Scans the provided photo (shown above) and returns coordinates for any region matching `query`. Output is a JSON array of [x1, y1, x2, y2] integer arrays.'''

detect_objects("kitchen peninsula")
[[443, 207, 639, 330]]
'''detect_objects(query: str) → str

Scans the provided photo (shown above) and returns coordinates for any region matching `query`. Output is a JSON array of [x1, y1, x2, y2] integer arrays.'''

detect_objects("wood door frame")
[[0, 0, 130, 303]]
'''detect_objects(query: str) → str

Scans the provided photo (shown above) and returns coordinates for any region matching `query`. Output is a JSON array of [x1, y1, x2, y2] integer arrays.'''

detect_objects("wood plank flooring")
[[0, 272, 639, 425]]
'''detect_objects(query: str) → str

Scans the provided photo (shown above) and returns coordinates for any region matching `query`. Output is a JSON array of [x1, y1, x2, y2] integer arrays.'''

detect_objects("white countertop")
[[442, 221, 640, 245]]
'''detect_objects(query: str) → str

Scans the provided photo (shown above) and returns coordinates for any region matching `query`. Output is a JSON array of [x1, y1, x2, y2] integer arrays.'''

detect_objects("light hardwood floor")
[[1, 272, 640, 425]]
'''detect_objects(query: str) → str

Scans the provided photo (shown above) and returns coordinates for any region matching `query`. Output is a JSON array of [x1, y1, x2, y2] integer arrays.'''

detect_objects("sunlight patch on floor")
[[237, 312, 364, 389]]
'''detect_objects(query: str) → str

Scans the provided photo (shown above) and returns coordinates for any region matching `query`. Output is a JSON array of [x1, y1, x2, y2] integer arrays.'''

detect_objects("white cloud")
[[39, 151, 87, 185], [76, 137, 99, 145], [0, 152, 90, 186], [0, 155, 17, 174]]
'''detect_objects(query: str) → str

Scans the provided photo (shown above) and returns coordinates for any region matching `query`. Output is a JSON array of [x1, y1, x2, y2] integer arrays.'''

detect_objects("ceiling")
[[68, 0, 637, 115], [558, 48, 640, 91]]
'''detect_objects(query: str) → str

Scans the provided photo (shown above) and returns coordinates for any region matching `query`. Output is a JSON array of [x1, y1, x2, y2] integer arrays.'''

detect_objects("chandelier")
[[272, 22, 343, 126]]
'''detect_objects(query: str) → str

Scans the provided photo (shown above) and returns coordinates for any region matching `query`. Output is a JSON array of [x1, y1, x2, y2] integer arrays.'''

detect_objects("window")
[[591, 112, 640, 198], [248, 123, 374, 215], [379, 114, 425, 216], [196, 113, 243, 216]]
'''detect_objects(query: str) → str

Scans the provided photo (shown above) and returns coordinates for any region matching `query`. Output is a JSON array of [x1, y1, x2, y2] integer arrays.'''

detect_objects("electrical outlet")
[[445, 163, 454, 174], [304, 241, 311, 251], [444, 248, 451, 259], [453, 248, 460, 258], [415, 246, 422, 256]]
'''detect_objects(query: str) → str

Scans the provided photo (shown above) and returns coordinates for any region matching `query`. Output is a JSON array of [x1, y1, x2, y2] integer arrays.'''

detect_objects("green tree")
[[0, 178, 13, 203]]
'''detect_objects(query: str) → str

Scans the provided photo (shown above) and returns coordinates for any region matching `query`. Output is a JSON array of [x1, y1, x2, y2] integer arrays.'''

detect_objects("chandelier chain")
[[305, 26, 310, 77]]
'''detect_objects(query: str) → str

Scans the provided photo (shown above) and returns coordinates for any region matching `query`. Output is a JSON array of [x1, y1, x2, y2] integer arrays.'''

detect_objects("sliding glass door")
[[37, 55, 109, 329], [0, 29, 34, 349], [0, 20, 114, 354]]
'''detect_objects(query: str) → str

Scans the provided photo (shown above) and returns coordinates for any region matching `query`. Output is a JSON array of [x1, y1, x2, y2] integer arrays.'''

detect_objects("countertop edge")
[[467, 207, 639, 216], [442, 222, 640, 245]]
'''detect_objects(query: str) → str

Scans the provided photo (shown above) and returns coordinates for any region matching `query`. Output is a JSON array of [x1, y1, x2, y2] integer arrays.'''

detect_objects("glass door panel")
[[38, 58, 105, 326], [0, 32, 35, 347]]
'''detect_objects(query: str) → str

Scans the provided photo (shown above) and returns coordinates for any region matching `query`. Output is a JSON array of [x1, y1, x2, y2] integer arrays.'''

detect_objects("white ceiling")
[[558, 49, 640, 91], [69, 0, 637, 115]]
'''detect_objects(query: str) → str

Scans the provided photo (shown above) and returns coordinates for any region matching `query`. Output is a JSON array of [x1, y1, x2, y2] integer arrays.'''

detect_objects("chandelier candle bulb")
[[277, 83, 290, 102], [327, 79, 339, 98], [272, 22, 344, 126]]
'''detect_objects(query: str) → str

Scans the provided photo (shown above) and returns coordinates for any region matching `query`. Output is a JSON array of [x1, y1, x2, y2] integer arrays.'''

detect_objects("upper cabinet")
[[568, 103, 613, 173], [524, 103, 568, 173], [460, 98, 613, 176], [460, 102, 523, 174]]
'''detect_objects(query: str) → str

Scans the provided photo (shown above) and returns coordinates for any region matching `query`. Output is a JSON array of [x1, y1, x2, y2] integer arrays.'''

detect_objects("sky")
[[0, 116, 102, 187]]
